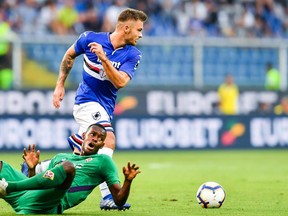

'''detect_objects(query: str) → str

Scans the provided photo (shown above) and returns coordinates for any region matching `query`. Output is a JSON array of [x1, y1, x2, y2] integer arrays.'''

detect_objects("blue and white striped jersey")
[[73, 31, 142, 119]]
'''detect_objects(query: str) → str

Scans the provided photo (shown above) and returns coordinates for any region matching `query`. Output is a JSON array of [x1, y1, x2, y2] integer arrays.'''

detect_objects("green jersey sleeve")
[[99, 155, 120, 187]]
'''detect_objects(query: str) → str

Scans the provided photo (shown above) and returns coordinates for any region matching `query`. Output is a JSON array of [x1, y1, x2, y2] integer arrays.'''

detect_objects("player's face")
[[125, 20, 143, 46], [81, 125, 106, 155]]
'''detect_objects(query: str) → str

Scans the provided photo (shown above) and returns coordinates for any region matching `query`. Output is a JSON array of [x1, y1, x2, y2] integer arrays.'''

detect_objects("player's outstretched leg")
[[3, 161, 75, 195]]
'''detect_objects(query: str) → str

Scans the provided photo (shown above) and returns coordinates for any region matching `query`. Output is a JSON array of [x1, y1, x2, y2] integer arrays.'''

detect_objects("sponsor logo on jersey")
[[43, 170, 55, 180], [96, 56, 121, 69]]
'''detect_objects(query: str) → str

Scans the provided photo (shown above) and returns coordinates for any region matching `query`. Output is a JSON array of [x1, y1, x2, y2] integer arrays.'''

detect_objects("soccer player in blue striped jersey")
[[51, 8, 147, 210], [0, 124, 140, 214]]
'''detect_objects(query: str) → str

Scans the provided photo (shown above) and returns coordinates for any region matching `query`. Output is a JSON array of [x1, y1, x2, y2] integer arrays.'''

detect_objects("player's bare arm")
[[53, 45, 77, 109], [109, 162, 141, 207], [122, 162, 141, 181], [88, 42, 130, 89], [22, 144, 40, 177]]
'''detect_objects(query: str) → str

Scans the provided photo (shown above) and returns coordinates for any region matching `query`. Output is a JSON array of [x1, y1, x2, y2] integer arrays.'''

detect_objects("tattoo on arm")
[[57, 53, 76, 84], [61, 54, 75, 75]]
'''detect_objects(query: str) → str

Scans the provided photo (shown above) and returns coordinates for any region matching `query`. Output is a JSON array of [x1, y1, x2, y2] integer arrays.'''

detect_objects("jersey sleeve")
[[119, 51, 142, 79], [74, 31, 91, 55], [100, 156, 120, 187], [48, 153, 66, 169], [48, 155, 57, 169]]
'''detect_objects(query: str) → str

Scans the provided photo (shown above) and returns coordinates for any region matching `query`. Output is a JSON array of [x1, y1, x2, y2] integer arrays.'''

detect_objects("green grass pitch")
[[0, 149, 287, 216]]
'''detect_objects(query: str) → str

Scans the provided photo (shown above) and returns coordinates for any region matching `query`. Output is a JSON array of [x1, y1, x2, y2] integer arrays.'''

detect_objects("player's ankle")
[[103, 194, 113, 200]]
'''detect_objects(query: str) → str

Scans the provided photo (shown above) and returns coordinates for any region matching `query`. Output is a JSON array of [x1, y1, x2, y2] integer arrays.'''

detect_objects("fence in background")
[[2, 36, 288, 90]]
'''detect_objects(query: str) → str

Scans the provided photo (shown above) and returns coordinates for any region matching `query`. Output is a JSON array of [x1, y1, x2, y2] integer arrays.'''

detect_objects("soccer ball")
[[196, 181, 226, 208]]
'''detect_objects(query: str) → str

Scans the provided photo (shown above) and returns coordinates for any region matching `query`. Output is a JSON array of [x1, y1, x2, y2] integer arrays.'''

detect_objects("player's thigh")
[[104, 131, 116, 149], [0, 162, 28, 207], [18, 188, 67, 214], [73, 102, 113, 133], [0, 161, 27, 181]]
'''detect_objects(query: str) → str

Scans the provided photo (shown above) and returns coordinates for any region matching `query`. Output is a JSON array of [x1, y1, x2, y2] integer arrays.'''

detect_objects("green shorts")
[[0, 161, 67, 214], [16, 188, 66, 214]]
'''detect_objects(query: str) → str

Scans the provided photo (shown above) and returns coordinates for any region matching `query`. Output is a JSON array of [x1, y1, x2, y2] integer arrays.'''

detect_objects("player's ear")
[[124, 25, 129, 33], [82, 132, 86, 140]]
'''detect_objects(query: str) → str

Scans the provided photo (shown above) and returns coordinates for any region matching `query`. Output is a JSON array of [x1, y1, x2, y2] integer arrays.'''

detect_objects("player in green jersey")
[[0, 123, 140, 214]]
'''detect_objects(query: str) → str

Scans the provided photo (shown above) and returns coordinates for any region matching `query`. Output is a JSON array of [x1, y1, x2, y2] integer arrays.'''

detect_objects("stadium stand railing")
[[2, 36, 288, 90]]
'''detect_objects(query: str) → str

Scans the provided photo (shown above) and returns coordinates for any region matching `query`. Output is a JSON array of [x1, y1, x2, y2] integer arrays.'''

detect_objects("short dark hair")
[[86, 123, 106, 135], [118, 8, 148, 23]]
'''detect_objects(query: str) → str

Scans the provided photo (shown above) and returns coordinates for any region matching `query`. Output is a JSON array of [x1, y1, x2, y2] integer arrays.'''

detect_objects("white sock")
[[98, 147, 114, 199], [35, 160, 51, 174]]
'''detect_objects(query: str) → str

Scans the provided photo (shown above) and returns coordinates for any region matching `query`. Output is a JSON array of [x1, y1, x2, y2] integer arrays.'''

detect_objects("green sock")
[[7, 165, 67, 193]]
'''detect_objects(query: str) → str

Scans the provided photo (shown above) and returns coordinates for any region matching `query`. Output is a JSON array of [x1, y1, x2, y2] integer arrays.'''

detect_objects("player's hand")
[[23, 144, 40, 169], [122, 162, 141, 181], [53, 85, 65, 109], [88, 42, 108, 62]]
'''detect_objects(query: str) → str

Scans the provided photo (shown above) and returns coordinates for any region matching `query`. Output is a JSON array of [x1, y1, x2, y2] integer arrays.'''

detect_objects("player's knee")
[[62, 161, 75, 178]]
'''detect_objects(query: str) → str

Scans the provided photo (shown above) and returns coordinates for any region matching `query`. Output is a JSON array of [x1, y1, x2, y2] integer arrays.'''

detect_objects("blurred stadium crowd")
[[1, 0, 288, 38]]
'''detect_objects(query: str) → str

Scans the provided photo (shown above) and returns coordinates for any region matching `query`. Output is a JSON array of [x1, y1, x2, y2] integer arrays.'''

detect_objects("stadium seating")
[[22, 42, 279, 88]]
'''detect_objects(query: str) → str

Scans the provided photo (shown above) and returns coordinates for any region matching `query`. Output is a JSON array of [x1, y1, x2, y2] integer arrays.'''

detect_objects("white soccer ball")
[[196, 181, 226, 208]]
